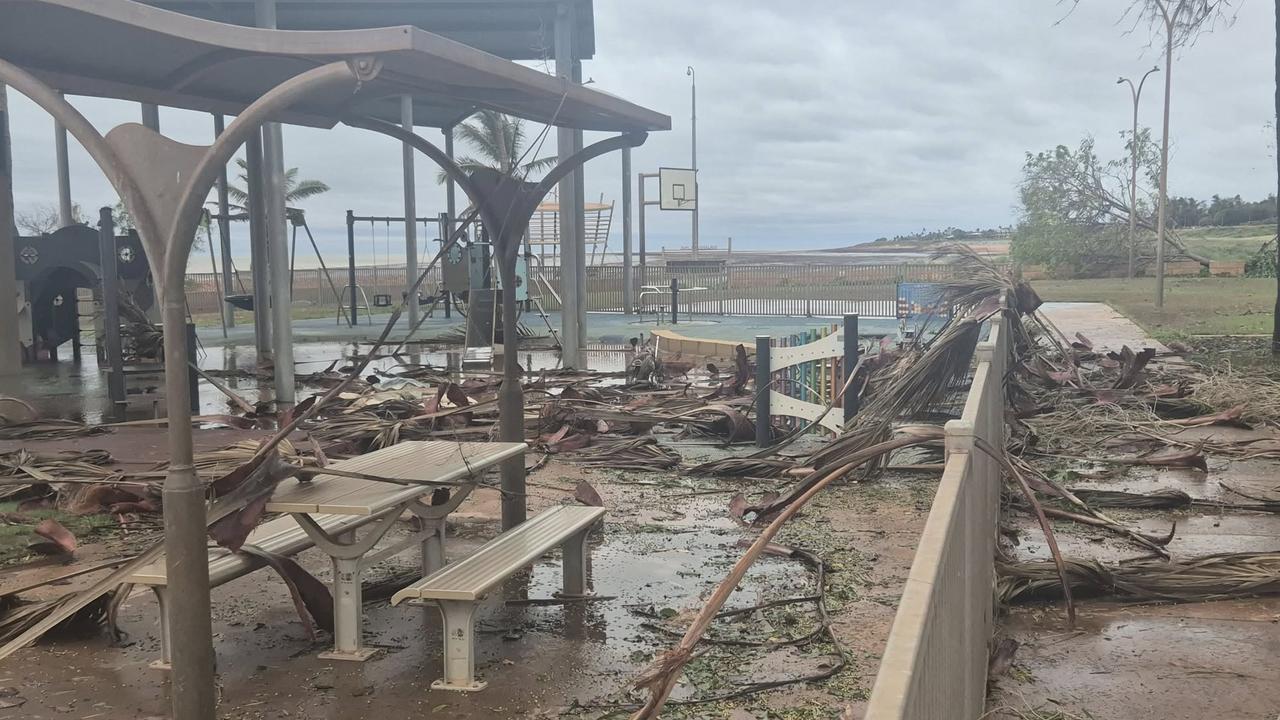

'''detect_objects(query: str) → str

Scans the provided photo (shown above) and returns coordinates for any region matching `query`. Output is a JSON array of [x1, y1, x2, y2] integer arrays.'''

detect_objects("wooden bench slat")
[[391, 505, 605, 603]]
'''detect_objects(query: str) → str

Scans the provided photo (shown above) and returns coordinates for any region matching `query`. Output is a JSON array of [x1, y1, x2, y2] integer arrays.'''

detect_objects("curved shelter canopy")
[[0, 0, 669, 131]]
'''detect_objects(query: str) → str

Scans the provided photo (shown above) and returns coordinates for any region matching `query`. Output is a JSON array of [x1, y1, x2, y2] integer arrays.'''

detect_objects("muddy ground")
[[1, 434, 939, 720], [987, 305, 1280, 720]]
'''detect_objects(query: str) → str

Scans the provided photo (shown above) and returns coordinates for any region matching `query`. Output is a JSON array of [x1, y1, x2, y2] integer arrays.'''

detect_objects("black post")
[[438, 212, 452, 319], [755, 334, 771, 447], [97, 208, 126, 420], [670, 276, 679, 324], [185, 323, 199, 413], [346, 210, 358, 325], [843, 313, 860, 424]]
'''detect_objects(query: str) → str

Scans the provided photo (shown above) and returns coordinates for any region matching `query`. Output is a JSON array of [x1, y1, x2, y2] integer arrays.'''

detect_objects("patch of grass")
[[0, 502, 116, 566], [1178, 227, 1274, 261], [1032, 277, 1278, 337]]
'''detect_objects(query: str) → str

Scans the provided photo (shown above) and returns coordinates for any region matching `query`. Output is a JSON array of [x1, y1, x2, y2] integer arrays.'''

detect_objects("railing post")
[[842, 313, 859, 424], [755, 335, 771, 447], [669, 276, 679, 325]]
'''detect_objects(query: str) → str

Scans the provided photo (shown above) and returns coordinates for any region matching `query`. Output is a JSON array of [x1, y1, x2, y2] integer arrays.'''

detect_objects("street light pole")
[[1118, 66, 1159, 280], [687, 65, 698, 258]]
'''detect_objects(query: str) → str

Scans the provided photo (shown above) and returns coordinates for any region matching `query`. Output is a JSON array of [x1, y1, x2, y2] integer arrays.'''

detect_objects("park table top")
[[266, 440, 525, 516]]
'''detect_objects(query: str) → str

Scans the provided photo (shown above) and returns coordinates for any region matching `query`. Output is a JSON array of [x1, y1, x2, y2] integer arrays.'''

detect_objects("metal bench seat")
[[127, 510, 381, 668], [391, 504, 606, 691]]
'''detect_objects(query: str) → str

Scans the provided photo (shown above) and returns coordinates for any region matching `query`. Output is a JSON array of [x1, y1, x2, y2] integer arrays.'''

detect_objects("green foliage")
[[226, 160, 331, 211], [438, 110, 557, 183], [1244, 237, 1278, 278], [1011, 136, 1156, 276], [1168, 194, 1277, 227]]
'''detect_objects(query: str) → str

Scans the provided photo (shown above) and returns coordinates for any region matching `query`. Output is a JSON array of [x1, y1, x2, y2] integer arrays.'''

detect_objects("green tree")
[[1011, 134, 1206, 276], [227, 160, 330, 217], [437, 110, 556, 183]]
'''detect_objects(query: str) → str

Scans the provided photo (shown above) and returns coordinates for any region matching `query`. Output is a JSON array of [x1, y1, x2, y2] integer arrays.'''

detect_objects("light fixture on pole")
[[687, 65, 698, 257], [1117, 65, 1159, 280]]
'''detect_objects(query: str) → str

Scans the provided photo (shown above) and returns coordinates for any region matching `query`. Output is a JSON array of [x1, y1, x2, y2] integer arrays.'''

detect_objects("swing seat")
[[225, 294, 255, 311]]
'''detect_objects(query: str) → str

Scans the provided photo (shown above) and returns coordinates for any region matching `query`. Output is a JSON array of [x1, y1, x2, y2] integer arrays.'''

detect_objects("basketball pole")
[[687, 65, 698, 258]]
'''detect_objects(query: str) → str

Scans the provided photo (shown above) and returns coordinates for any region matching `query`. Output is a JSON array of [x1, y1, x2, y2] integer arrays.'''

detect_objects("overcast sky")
[[5, 0, 1275, 268]]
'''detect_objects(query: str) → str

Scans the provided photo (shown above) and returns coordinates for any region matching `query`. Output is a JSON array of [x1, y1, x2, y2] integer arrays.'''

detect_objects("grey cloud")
[[4, 0, 1273, 261]]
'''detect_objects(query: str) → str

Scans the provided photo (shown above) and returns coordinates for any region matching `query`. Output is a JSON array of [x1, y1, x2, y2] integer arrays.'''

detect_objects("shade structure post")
[[0, 85, 19, 374], [554, 3, 581, 368], [756, 335, 771, 447], [346, 209, 358, 326], [97, 208, 125, 418], [843, 313, 860, 424], [621, 147, 633, 314], [213, 113, 235, 329], [246, 129, 271, 363], [401, 95, 419, 328]]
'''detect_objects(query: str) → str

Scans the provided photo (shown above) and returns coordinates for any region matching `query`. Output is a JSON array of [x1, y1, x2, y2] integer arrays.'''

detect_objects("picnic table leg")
[[559, 523, 596, 598], [316, 531, 378, 662], [421, 519, 446, 576], [151, 587, 173, 670], [433, 600, 486, 692]]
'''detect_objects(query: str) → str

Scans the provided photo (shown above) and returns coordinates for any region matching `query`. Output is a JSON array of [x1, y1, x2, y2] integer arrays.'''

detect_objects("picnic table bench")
[[127, 440, 525, 665], [391, 504, 606, 691]]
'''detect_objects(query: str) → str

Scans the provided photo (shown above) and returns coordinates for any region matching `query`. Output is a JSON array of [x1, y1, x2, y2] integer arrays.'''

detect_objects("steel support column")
[[554, 5, 581, 366], [263, 121, 294, 405], [140, 103, 159, 131], [257, 0, 294, 406], [571, 60, 587, 344], [54, 95, 72, 227], [0, 86, 19, 373], [246, 130, 271, 363], [213, 113, 235, 329], [97, 209, 125, 418], [621, 147, 633, 314], [402, 96, 419, 328]]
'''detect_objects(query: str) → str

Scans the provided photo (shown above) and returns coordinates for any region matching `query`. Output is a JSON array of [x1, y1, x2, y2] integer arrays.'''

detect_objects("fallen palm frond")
[[560, 437, 681, 471], [1189, 365, 1280, 426], [0, 419, 107, 440], [998, 552, 1280, 604], [1069, 488, 1193, 509], [629, 430, 941, 719], [687, 457, 798, 478]]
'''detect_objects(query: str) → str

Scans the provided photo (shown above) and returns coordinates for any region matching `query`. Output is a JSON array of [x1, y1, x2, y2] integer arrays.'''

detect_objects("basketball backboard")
[[659, 167, 697, 211]]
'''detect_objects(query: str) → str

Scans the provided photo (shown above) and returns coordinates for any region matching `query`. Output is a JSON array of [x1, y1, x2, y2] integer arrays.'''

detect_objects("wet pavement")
[[1, 444, 939, 719], [989, 302, 1280, 720]]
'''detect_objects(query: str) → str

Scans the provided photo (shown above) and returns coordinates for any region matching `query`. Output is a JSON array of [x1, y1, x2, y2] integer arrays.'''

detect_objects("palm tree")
[[438, 110, 557, 183], [227, 159, 330, 217]]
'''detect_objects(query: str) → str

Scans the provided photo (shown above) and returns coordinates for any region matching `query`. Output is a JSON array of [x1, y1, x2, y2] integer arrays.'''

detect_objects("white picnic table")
[[267, 440, 525, 660]]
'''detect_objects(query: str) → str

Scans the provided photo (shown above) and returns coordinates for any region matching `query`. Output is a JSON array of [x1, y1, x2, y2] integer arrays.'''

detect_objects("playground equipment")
[[755, 314, 861, 444], [12, 223, 151, 363]]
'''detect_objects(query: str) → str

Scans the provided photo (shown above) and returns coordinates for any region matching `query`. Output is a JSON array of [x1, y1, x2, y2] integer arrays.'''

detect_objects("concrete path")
[[1038, 301, 1170, 354], [989, 302, 1280, 720]]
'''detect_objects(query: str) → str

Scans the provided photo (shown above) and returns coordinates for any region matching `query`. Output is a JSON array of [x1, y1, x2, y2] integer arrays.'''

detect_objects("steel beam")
[[621, 147, 633, 314], [257, 0, 294, 406], [402, 95, 419, 328], [246, 130, 271, 363], [554, 5, 580, 367], [54, 95, 72, 227], [0, 86, 19, 373], [213, 113, 235, 329], [97, 209, 125, 418]]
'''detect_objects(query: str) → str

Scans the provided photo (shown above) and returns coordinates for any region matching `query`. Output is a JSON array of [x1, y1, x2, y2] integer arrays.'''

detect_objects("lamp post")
[[1118, 66, 1159, 279], [687, 65, 698, 258]]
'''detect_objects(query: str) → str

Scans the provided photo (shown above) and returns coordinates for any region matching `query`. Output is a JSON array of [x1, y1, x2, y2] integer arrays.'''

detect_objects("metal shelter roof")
[[0, 0, 666, 132], [139, 0, 596, 61]]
